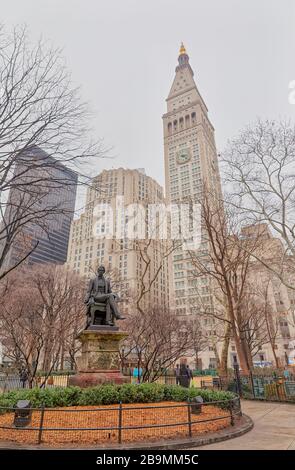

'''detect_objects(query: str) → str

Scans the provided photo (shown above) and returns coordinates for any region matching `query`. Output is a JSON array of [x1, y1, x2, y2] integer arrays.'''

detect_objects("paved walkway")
[[194, 400, 295, 450]]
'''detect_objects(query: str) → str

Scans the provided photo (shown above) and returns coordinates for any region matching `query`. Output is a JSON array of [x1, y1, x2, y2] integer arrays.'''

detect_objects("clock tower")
[[163, 43, 222, 317]]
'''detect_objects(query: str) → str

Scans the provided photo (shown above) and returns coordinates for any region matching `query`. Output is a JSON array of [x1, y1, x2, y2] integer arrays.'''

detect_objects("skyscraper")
[[163, 44, 222, 321], [66, 168, 170, 315], [1, 147, 77, 268]]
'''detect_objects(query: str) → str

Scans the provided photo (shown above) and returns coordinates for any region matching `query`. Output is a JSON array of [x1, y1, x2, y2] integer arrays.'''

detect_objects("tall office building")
[[1, 146, 77, 268], [66, 168, 170, 314], [235, 224, 295, 368], [162, 44, 223, 369], [163, 44, 222, 317]]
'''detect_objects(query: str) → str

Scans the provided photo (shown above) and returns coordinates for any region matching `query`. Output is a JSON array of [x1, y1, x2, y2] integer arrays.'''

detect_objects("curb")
[[121, 414, 254, 450], [0, 414, 253, 450]]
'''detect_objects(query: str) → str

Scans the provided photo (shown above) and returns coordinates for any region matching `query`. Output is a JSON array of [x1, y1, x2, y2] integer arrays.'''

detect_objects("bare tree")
[[223, 119, 295, 290], [0, 270, 52, 386], [0, 24, 103, 279], [240, 297, 269, 359], [135, 237, 179, 315], [30, 265, 85, 371], [122, 307, 195, 382], [115, 224, 190, 381], [188, 190, 265, 373], [0, 265, 85, 384], [185, 316, 207, 370]]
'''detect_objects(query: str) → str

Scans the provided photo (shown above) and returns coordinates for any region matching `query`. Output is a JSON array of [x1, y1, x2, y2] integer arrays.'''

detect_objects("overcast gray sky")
[[3, 0, 295, 208]]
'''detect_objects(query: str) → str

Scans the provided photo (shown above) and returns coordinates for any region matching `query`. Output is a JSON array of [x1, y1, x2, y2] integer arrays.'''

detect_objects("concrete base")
[[69, 327, 129, 388], [69, 370, 128, 387]]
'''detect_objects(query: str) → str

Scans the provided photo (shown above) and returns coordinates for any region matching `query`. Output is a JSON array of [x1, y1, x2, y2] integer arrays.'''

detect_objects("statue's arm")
[[84, 278, 94, 303]]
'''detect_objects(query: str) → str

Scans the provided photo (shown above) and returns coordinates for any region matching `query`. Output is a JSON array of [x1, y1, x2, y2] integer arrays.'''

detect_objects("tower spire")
[[179, 42, 187, 55], [176, 42, 193, 74]]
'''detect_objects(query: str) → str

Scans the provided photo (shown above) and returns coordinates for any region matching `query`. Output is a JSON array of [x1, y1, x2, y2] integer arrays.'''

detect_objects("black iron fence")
[[0, 396, 241, 446], [3, 368, 294, 403], [200, 369, 295, 402], [0, 375, 71, 393], [238, 373, 295, 401]]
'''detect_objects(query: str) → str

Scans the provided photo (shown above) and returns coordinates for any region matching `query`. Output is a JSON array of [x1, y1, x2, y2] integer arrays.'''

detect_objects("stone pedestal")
[[69, 326, 129, 388]]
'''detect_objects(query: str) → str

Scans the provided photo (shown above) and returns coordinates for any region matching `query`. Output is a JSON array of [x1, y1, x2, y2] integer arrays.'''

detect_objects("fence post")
[[187, 400, 192, 437], [38, 404, 45, 444], [249, 370, 255, 398], [118, 401, 123, 444], [237, 396, 242, 417], [229, 399, 234, 426], [233, 364, 242, 397], [275, 378, 282, 401]]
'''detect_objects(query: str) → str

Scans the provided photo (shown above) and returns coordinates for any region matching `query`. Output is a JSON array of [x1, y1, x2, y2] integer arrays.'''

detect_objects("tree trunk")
[[241, 335, 253, 370], [60, 340, 65, 371], [270, 340, 280, 368], [213, 344, 221, 369], [265, 312, 280, 368], [195, 350, 199, 370], [227, 299, 250, 374], [232, 326, 250, 374], [219, 323, 231, 376]]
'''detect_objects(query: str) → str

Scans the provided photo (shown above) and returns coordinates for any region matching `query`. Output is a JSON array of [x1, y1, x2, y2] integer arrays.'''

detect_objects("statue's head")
[[97, 265, 105, 277]]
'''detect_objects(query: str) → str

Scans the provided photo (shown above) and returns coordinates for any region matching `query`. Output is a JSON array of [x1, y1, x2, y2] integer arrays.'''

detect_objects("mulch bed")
[[0, 402, 231, 445]]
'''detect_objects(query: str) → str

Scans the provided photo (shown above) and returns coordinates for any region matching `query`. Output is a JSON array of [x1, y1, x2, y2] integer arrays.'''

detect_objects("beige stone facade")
[[66, 168, 170, 315], [236, 224, 295, 368], [188, 224, 295, 370], [162, 45, 223, 368], [163, 45, 222, 316]]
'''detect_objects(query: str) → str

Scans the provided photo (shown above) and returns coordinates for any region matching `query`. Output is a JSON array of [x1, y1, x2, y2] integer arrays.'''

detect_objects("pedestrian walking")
[[179, 363, 190, 388], [186, 365, 193, 387], [174, 364, 180, 385], [19, 368, 28, 389]]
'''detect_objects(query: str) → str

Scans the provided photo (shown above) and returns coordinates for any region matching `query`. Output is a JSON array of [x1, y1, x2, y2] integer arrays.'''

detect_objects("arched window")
[[173, 119, 178, 132], [185, 115, 190, 128], [167, 122, 172, 135], [191, 112, 196, 124], [179, 117, 184, 130]]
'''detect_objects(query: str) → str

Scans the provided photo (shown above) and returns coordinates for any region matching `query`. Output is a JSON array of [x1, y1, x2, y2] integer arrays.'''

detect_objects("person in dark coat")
[[186, 365, 193, 387], [179, 363, 190, 388], [174, 364, 180, 385], [19, 368, 28, 388]]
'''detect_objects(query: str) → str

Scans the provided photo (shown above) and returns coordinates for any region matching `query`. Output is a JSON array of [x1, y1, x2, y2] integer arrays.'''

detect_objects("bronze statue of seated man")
[[84, 265, 126, 327]]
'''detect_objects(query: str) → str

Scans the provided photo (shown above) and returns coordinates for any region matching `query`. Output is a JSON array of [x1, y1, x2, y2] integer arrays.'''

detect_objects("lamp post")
[[121, 347, 125, 374], [135, 346, 142, 384]]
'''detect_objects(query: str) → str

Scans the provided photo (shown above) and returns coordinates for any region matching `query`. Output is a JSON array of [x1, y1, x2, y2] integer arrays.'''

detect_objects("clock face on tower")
[[176, 148, 191, 164]]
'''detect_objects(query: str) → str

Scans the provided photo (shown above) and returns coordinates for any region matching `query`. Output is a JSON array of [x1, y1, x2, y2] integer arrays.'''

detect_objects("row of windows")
[[167, 113, 196, 135]]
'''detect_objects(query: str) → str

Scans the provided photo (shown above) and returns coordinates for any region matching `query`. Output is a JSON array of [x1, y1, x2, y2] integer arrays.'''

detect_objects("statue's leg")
[[108, 295, 121, 319], [94, 295, 112, 325], [105, 301, 113, 325]]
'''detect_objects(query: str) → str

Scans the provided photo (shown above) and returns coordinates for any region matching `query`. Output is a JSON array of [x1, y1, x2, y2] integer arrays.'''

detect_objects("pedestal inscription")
[[69, 327, 129, 387]]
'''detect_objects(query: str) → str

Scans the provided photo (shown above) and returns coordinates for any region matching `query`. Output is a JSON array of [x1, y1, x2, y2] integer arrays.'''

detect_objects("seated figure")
[[84, 265, 125, 327]]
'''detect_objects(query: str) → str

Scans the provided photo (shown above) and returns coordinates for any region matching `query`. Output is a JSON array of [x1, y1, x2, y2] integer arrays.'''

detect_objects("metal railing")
[[199, 370, 295, 402], [0, 396, 241, 445], [0, 375, 71, 393]]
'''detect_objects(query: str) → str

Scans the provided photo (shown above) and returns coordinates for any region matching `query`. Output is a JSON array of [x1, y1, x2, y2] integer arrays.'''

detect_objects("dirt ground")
[[0, 401, 231, 446]]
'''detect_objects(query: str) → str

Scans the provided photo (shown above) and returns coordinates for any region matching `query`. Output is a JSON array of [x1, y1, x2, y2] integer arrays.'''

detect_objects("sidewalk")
[[193, 400, 295, 450]]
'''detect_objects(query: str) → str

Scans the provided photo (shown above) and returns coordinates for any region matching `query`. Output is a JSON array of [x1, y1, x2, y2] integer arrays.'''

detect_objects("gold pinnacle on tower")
[[179, 42, 187, 55]]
